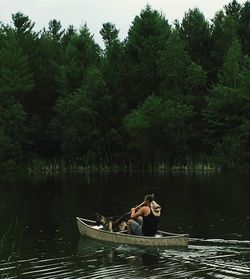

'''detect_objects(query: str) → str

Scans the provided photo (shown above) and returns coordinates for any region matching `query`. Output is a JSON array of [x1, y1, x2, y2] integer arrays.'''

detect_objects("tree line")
[[0, 0, 249, 171]]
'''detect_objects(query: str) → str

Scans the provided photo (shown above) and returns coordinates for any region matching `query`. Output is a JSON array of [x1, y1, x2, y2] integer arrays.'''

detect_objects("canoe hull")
[[76, 217, 189, 247]]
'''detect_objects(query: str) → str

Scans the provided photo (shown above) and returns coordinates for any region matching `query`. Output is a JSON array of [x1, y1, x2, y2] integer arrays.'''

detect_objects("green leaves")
[[158, 30, 190, 95], [51, 88, 97, 157], [219, 39, 242, 87], [0, 31, 34, 98], [124, 96, 194, 163], [0, 29, 33, 166], [203, 84, 249, 167]]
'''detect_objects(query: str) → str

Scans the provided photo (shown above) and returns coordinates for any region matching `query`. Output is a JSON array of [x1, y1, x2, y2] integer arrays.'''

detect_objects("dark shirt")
[[142, 208, 158, 236]]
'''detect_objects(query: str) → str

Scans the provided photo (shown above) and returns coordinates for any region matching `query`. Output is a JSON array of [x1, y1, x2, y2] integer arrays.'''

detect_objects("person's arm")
[[131, 206, 146, 219]]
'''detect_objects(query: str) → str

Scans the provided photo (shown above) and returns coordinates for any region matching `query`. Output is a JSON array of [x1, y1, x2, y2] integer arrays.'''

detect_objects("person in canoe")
[[127, 194, 161, 236]]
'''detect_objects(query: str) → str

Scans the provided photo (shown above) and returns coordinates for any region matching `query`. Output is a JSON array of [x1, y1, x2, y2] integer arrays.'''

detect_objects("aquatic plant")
[[0, 219, 21, 278]]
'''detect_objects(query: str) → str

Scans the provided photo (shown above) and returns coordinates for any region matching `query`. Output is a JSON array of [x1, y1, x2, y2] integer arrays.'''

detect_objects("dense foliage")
[[0, 1, 249, 170]]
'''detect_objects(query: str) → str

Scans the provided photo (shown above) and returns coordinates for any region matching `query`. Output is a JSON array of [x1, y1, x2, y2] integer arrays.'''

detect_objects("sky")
[[1, 0, 246, 46]]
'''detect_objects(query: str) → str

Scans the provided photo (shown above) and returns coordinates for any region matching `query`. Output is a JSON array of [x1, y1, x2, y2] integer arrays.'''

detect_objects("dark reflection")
[[77, 236, 126, 267], [76, 236, 163, 277], [77, 236, 112, 255], [140, 252, 159, 266]]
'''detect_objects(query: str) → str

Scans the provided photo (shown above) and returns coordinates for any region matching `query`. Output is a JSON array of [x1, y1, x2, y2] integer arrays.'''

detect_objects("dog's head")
[[96, 213, 113, 231]]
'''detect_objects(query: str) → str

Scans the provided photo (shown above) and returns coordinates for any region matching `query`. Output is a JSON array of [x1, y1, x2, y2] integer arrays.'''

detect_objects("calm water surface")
[[0, 172, 250, 278]]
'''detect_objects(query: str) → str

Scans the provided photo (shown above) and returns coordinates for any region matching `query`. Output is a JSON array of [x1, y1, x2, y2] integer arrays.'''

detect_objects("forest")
[[0, 0, 249, 171]]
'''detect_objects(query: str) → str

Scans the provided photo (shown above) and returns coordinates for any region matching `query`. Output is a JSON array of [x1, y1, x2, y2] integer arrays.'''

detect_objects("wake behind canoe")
[[76, 217, 189, 247]]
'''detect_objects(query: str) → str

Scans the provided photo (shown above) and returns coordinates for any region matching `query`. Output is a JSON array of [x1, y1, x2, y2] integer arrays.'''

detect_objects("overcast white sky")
[[1, 0, 246, 46]]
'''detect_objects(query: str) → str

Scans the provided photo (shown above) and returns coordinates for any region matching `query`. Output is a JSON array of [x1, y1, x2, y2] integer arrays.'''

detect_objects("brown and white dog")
[[96, 213, 127, 232]]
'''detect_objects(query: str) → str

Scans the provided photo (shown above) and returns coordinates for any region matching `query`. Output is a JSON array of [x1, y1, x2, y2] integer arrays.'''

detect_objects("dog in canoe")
[[96, 213, 127, 232]]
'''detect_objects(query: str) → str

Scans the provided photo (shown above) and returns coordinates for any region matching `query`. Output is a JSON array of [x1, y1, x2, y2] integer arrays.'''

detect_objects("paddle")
[[113, 200, 145, 226]]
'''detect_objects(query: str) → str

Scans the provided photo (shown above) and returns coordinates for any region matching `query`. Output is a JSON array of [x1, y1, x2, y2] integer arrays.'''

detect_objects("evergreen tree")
[[0, 30, 32, 165], [0, 30, 34, 104], [58, 24, 100, 94], [158, 29, 190, 95], [210, 7, 239, 78], [61, 25, 77, 49], [219, 39, 242, 88], [47, 19, 64, 41], [178, 8, 211, 72], [238, 1, 250, 53], [124, 5, 171, 108]]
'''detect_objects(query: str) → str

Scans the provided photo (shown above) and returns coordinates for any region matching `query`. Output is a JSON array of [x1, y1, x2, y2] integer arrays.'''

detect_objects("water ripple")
[[0, 237, 250, 278]]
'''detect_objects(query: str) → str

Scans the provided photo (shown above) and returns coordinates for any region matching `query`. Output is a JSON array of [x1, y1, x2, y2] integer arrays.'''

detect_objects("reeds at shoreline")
[[0, 219, 21, 278], [25, 158, 222, 175]]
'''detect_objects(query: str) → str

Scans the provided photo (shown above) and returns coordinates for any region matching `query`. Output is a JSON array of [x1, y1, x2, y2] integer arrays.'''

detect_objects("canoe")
[[76, 217, 189, 247]]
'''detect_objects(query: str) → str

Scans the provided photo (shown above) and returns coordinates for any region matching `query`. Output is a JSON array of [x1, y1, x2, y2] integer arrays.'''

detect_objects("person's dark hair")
[[144, 194, 154, 203]]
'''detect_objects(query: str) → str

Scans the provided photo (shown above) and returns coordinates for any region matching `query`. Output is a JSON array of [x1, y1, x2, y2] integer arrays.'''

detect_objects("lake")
[[0, 171, 250, 278]]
